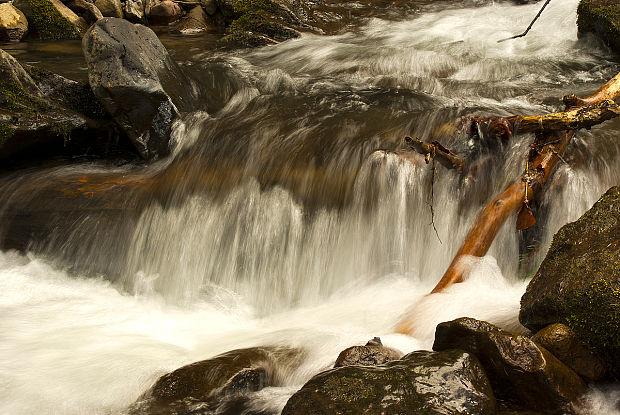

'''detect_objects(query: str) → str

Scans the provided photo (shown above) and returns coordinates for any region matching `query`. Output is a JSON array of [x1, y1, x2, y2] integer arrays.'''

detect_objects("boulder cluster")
[[126, 185, 619, 415]]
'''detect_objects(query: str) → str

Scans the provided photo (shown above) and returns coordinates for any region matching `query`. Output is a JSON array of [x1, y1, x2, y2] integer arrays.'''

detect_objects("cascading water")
[[1, 0, 619, 413]]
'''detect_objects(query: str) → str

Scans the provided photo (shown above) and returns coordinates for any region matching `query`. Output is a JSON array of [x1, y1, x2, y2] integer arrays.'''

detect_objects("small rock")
[[531, 323, 606, 382], [13, 0, 88, 39], [282, 349, 496, 415], [334, 343, 403, 368], [433, 317, 586, 414], [150, 0, 181, 25], [94, 0, 122, 17], [171, 5, 216, 34], [64, 0, 103, 24], [0, 3, 28, 41], [123, 0, 145, 23]]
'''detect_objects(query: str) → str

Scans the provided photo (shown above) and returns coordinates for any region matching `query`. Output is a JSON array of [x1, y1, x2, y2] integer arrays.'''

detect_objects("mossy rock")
[[281, 349, 496, 415], [520, 185, 620, 379], [577, 0, 620, 54]]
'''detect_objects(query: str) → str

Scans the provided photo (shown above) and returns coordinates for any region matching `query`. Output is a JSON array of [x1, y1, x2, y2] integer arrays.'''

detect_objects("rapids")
[[1, 0, 619, 413]]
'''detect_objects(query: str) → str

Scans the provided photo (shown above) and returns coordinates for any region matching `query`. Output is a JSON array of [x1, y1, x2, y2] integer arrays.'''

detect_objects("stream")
[[1, 0, 620, 413]]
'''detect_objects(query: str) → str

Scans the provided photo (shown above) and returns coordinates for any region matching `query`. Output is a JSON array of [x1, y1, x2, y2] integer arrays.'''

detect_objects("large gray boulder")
[[82, 18, 198, 160], [433, 318, 586, 414], [13, 0, 87, 39], [520, 185, 620, 378], [0, 3, 28, 41], [282, 349, 496, 415]]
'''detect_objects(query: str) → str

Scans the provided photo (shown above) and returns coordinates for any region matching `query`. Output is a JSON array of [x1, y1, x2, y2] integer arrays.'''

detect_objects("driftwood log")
[[396, 72, 620, 335]]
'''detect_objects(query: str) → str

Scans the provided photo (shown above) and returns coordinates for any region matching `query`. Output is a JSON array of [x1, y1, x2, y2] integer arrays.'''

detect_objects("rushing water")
[[1, 0, 620, 414]]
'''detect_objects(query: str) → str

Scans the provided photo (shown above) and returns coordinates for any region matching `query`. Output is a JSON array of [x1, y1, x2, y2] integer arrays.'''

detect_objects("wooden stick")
[[405, 136, 466, 171], [497, 0, 552, 43]]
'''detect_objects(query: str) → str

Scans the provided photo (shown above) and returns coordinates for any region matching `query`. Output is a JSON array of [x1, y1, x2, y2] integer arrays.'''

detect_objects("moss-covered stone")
[[520, 185, 620, 378], [282, 350, 496, 415], [13, 0, 87, 40], [577, 0, 620, 54]]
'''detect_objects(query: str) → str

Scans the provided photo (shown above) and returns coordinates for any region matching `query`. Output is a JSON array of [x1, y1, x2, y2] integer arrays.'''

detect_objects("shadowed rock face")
[[520, 185, 620, 379], [433, 317, 586, 414], [282, 349, 496, 415], [82, 18, 201, 161]]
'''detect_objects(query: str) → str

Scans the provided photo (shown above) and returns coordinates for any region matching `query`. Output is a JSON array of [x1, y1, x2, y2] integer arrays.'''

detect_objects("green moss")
[[563, 279, 620, 370], [231, 0, 279, 15], [0, 77, 47, 113], [26, 0, 81, 40], [577, 0, 620, 54], [0, 121, 15, 144]]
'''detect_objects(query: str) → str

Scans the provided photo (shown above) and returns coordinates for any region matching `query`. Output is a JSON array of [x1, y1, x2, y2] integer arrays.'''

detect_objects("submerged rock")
[[531, 323, 606, 382], [83, 18, 198, 160], [0, 3, 28, 41], [282, 349, 496, 415], [520, 185, 620, 378], [577, 0, 620, 54], [129, 346, 301, 415], [433, 318, 586, 414], [13, 0, 88, 39]]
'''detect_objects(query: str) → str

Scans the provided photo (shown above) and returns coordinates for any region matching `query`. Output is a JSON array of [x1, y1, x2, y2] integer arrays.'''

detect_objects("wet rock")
[[433, 317, 586, 414], [0, 3, 28, 41], [334, 338, 403, 368], [171, 5, 215, 34], [282, 349, 496, 415], [94, 0, 122, 17], [531, 323, 606, 382], [519, 185, 620, 379], [123, 0, 145, 23], [143, 0, 159, 21], [150, 0, 181, 25], [577, 0, 620, 54], [129, 346, 301, 415], [64, 0, 103, 24], [13, 0, 88, 39], [0, 48, 123, 164], [83, 18, 198, 160], [201, 0, 216, 15]]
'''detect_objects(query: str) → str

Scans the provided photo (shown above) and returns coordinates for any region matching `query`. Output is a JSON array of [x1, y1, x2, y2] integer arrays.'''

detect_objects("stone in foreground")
[[520, 185, 620, 378], [433, 317, 586, 414], [282, 349, 496, 415], [334, 339, 403, 368], [83, 18, 198, 160], [130, 346, 301, 415]]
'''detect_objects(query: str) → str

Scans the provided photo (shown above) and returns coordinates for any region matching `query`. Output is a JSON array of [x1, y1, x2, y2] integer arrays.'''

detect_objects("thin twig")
[[497, 0, 552, 43], [429, 146, 442, 244]]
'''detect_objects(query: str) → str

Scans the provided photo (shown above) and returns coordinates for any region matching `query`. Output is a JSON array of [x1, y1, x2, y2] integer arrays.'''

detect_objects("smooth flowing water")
[[1, 0, 619, 413]]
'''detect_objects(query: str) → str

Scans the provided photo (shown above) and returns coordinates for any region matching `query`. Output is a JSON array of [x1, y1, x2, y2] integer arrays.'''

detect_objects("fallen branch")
[[405, 136, 466, 171], [396, 72, 620, 334]]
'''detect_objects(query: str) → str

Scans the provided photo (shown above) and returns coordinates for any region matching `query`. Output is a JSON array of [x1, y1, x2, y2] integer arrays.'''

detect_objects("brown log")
[[396, 72, 620, 335], [405, 136, 466, 171]]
